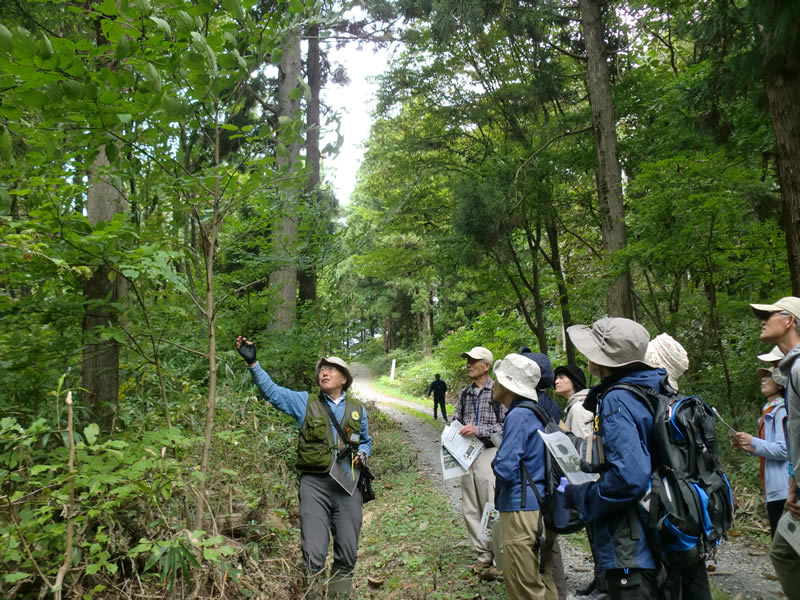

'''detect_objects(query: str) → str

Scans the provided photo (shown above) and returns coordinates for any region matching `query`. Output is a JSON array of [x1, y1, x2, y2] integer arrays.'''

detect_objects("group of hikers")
[[235, 294, 800, 600]]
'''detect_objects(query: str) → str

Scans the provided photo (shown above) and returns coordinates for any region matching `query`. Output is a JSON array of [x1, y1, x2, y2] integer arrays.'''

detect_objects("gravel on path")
[[352, 364, 785, 600]]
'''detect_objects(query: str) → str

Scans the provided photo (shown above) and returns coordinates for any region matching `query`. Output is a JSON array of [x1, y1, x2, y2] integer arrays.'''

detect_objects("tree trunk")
[[420, 287, 433, 356], [544, 218, 576, 364], [764, 54, 800, 295], [81, 145, 126, 432], [270, 26, 303, 330], [579, 0, 633, 318], [298, 22, 321, 303]]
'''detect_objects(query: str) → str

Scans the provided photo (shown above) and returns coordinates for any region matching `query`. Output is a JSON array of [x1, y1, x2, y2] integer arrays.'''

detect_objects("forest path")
[[351, 363, 784, 600]]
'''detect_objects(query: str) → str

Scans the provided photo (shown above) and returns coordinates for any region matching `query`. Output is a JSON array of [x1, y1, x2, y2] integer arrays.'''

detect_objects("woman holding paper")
[[730, 367, 789, 537]]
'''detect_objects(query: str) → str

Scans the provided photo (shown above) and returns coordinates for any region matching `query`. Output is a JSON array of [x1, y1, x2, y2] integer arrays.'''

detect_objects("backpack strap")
[[515, 399, 552, 573]]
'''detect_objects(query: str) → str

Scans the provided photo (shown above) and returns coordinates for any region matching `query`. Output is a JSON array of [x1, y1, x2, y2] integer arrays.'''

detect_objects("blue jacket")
[[520, 350, 563, 423], [492, 398, 547, 512], [564, 367, 667, 570]]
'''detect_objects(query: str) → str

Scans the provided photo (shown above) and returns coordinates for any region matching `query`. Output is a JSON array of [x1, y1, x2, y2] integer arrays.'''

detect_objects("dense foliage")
[[1, 0, 798, 596]]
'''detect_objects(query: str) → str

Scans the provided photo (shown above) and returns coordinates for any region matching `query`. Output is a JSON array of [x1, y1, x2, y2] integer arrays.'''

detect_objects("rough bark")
[[81, 145, 126, 432], [579, 0, 633, 318], [764, 54, 800, 295], [270, 26, 303, 330]]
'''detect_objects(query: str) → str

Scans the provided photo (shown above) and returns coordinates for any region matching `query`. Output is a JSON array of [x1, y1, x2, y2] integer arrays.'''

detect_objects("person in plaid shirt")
[[454, 346, 507, 580]]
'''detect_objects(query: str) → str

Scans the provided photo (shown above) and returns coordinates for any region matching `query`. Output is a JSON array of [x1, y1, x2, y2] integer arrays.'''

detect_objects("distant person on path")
[[427, 373, 448, 422], [554, 364, 593, 439], [563, 318, 667, 599], [491, 353, 557, 599], [453, 345, 505, 580], [235, 337, 372, 600], [730, 366, 788, 537], [750, 296, 800, 599]]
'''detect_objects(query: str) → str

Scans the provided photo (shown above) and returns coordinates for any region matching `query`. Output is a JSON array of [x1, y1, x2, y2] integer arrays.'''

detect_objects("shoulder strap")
[[318, 393, 350, 446], [515, 399, 553, 426], [602, 383, 660, 417]]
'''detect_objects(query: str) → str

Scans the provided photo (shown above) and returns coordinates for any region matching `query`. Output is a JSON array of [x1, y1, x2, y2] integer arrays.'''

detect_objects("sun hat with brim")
[[493, 353, 541, 401], [756, 367, 773, 380], [315, 356, 353, 390], [757, 345, 785, 362], [461, 346, 494, 364], [567, 318, 652, 369], [750, 297, 800, 321]]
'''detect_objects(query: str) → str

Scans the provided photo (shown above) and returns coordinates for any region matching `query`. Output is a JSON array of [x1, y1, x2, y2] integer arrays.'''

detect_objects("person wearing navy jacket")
[[491, 353, 557, 600], [564, 318, 665, 600]]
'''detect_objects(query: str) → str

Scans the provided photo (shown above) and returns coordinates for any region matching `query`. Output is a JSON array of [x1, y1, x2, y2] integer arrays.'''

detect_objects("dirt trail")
[[351, 363, 785, 600]]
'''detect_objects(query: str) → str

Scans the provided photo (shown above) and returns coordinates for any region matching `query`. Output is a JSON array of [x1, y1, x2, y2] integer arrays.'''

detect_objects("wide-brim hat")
[[461, 346, 493, 364], [750, 296, 800, 321], [567, 318, 653, 369], [756, 367, 773, 380], [757, 345, 785, 362], [493, 353, 541, 401], [315, 356, 353, 390]]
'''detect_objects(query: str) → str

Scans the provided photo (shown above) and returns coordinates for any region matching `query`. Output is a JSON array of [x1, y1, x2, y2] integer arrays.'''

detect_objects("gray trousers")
[[299, 473, 363, 577], [770, 525, 800, 600]]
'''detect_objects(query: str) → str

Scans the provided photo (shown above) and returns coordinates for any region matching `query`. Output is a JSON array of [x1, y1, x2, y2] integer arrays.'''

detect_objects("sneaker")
[[479, 566, 503, 581]]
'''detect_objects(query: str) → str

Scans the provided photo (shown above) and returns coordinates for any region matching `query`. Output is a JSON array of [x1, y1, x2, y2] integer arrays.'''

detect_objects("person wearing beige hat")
[[235, 337, 371, 600], [453, 345, 505, 578], [750, 296, 800, 598], [644, 333, 689, 390], [491, 354, 557, 599], [729, 367, 788, 537], [563, 318, 712, 600]]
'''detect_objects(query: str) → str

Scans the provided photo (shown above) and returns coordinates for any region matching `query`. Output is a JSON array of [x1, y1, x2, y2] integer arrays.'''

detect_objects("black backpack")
[[603, 383, 734, 569], [516, 400, 585, 536]]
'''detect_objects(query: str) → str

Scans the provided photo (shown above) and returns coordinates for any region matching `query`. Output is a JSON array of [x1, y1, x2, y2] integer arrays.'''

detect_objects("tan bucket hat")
[[493, 353, 541, 401], [567, 318, 652, 369], [315, 356, 353, 390], [645, 333, 689, 390]]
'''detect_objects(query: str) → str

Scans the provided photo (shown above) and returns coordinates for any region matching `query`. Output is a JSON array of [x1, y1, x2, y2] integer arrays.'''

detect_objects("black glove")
[[237, 340, 256, 365]]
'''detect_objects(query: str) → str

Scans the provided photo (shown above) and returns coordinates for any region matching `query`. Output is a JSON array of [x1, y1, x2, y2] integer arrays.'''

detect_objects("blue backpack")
[[604, 384, 734, 568]]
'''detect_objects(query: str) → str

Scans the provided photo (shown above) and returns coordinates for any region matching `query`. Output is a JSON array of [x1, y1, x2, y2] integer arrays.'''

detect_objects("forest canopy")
[[1, 0, 799, 597]]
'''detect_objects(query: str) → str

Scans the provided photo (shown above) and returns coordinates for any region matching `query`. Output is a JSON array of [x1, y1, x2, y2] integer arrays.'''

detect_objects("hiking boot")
[[479, 566, 503, 581], [576, 579, 596, 596], [470, 561, 491, 575]]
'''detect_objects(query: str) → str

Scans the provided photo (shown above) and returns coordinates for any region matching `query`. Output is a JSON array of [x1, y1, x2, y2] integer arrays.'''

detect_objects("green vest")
[[296, 390, 364, 474]]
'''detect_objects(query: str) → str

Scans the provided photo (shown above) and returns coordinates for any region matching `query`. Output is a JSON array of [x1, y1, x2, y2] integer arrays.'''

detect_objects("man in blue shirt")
[[236, 336, 372, 600]]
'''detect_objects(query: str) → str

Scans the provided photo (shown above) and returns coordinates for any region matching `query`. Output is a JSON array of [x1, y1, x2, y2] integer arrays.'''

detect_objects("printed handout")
[[538, 429, 599, 485], [440, 419, 483, 472]]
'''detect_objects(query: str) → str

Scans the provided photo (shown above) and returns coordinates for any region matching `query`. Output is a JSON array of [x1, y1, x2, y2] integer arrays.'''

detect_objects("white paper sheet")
[[538, 429, 599, 485], [440, 419, 483, 471]]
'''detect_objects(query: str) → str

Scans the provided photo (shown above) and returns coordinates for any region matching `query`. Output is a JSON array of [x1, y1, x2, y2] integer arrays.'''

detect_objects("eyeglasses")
[[764, 311, 793, 322]]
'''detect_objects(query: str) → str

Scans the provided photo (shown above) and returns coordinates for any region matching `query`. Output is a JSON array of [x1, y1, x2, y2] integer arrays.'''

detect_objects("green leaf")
[[38, 33, 54, 59], [0, 24, 14, 53], [117, 113, 132, 124], [84, 423, 100, 446], [97, 0, 119, 16], [0, 125, 13, 165], [144, 63, 161, 92], [3, 573, 30, 583], [149, 16, 172, 39]]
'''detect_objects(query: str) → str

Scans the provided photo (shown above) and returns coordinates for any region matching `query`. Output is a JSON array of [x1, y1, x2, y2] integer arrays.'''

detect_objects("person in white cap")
[[491, 353, 556, 599], [236, 337, 371, 600], [453, 345, 505, 579], [750, 296, 800, 598], [729, 367, 788, 537]]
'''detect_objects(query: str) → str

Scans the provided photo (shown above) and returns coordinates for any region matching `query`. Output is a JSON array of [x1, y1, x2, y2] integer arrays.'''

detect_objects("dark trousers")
[[433, 398, 447, 421], [299, 473, 363, 576], [672, 560, 711, 600], [606, 568, 660, 600], [768, 499, 785, 538]]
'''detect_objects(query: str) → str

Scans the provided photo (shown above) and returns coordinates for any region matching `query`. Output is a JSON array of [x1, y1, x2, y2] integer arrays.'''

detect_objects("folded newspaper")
[[440, 445, 468, 480], [478, 501, 499, 542], [440, 419, 483, 472], [537, 429, 599, 485]]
